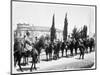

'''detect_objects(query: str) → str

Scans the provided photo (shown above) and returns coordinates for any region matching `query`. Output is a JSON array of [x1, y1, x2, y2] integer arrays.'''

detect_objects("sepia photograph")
[[11, 0, 96, 74]]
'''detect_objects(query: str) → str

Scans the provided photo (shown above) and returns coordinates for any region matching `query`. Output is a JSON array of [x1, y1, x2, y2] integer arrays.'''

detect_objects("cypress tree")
[[50, 14, 56, 43], [63, 13, 68, 42]]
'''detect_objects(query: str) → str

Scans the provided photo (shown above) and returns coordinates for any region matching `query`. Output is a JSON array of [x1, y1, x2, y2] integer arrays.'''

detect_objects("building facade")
[[14, 23, 63, 42]]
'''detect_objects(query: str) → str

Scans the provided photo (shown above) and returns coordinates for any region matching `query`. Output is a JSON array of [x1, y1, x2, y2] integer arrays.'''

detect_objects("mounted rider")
[[23, 31, 32, 52]]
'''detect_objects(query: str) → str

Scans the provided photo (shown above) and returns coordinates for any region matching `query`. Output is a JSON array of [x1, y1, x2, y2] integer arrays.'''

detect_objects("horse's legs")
[[65, 49, 68, 57], [14, 57, 17, 67], [82, 53, 84, 59], [90, 46, 92, 52], [30, 60, 33, 71], [38, 54, 40, 63], [62, 49, 64, 57], [54, 51, 57, 60], [30, 56, 37, 71], [25, 57, 27, 64], [85, 47, 88, 53], [79, 51, 82, 59], [46, 53, 48, 61], [57, 51, 59, 58], [26, 57, 28, 65], [79, 54, 81, 59], [49, 53, 52, 60], [70, 48, 73, 56], [30, 56, 34, 71], [45, 50, 48, 60], [23, 56, 27, 65], [18, 57, 23, 72], [82, 48, 84, 59], [75, 47, 77, 55], [49, 53, 50, 60], [34, 63, 37, 70], [23, 56, 25, 64], [79, 48, 84, 59]]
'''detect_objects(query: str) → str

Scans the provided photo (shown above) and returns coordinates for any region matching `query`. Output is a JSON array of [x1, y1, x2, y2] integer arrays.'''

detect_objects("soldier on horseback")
[[78, 38, 85, 59], [21, 31, 32, 65]]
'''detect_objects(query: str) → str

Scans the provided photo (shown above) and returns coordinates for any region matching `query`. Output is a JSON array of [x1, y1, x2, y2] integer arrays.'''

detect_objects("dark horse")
[[53, 41, 60, 59], [65, 40, 75, 56], [14, 39, 38, 72], [65, 39, 85, 58], [30, 44, 39, 71], [61, 40, 74, 57], [78, 40, 85, 59], [61, 41, 66, 57], [22, 40, 32, 65], [33, 39, 45, 62], [45, 42, 53, 60], [83, 38, 95, 53]]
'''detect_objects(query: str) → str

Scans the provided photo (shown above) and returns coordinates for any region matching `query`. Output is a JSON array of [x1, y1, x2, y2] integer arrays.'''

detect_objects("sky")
[[12, 1, 95, 36]]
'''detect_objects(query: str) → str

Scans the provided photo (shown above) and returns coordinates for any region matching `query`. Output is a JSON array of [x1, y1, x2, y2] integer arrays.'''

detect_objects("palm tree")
[[72, 26, 80, 40], [82, 25, 87, 38]]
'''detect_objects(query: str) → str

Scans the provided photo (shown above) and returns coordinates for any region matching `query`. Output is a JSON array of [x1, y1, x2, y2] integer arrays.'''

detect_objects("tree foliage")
[[72, 25, 87, 40], [50, 14, 56, 42], [82, 25, 87, 38], [72, 27, 80, 40], [63, 13, 68, 42]]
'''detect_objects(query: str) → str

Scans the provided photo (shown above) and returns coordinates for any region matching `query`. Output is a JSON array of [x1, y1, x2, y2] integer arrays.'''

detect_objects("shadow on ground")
[[17, 67, 40, 72]]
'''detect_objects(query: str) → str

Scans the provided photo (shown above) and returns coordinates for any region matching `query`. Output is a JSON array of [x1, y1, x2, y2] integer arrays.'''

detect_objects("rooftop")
[[17, 24, 62, 32]]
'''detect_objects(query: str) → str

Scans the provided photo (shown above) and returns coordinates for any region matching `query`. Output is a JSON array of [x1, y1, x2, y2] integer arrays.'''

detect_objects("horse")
[[53, 43, 58, 60], [65, 40, 75, 56], [30, 44, 39, 71], [14, 39, 25, 71], [82, 38, 88, 53], [61, 42, 66, 57], [88, 38, 95, 52], [73, 39, 79, 55], [78, 41, 85, 59], [14, 39, 39, 72], [83, 38, 95, 53], [53, 41, 61, 59], [22, 39, 32, 65], [45, 42, 53, 60], [33, 38, 45, 62]]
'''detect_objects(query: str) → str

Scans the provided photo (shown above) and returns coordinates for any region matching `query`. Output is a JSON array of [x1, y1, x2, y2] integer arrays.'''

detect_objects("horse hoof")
[[30, 68, 32, 71], [34, 67, 37, 70], [21, 70, 23, 72], [82, 58, 84, 59]]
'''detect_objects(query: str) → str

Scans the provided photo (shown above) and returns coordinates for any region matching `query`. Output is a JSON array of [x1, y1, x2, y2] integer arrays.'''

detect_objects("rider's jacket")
[[23, 36, 32, 51]]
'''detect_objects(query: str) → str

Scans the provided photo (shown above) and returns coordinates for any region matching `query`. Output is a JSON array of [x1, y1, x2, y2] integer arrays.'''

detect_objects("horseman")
[[34, 37, 38, 44], [61, 41, 66, 57], [55, 39, 60, 58], [21, 31, 32, 64], [23, 31, 32, 52], [78, 38, 85, 59]]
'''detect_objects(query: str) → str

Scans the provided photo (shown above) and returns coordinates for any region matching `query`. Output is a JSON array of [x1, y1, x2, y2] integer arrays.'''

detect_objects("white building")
[[14, 23, 63, 42]]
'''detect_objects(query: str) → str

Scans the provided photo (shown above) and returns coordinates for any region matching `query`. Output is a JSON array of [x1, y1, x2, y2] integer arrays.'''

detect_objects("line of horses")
[[13, 37, 95, 72]]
